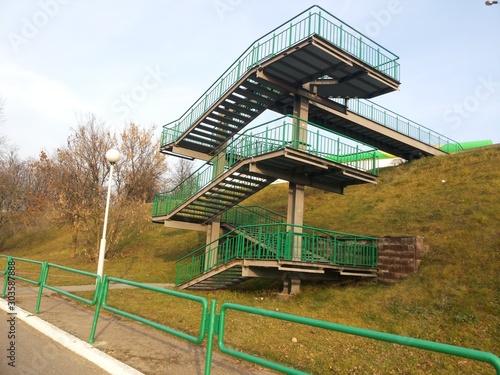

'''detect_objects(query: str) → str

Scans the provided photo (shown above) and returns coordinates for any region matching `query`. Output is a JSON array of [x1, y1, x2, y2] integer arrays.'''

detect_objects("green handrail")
[[221, 205, 286, 228], [98, 276, 209, 345], [35, 263, 101, 312], [218, 302, 500, 374], [333, 98, 463, 153], [0, 256, 44, 297], [153, 116, 378, 218], [175, 223, 377, 286], [1, 256, 498, 374], [161, 5, 400, 148]]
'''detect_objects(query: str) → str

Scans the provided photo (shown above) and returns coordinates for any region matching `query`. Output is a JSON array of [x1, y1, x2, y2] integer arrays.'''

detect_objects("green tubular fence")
[[1, 256, 499, 374], [1, 256, 45, 297], [217, 302, 500, 375], [175, 224, 377, 286], [153, 116, 378, 218], [34, 263, 103, 343], [0, 257, 103, 343], [221, 205, 286, 227], [97, 276, 209, 345], [161, 5, 400, 148], [333, 98, 463, 153]]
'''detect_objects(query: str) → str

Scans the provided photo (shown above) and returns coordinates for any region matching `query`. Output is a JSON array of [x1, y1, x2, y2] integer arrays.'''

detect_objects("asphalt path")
[[0, 311, 105, 374]]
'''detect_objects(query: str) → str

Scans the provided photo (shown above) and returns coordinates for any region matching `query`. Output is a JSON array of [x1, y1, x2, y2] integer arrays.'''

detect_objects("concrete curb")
[[0, 299, 144, 375]]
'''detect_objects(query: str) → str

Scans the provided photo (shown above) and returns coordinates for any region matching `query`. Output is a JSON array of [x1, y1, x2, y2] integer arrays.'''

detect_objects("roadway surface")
[[0, 312, 105, 374]]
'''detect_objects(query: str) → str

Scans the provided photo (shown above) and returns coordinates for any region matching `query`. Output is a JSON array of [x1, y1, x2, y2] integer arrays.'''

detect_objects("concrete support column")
[[293, 94, 309, 150], [282, 275, 301, 295], [287, 182, 305, 261], [204, 217, 221, 271], [283, 94, 311, 294]]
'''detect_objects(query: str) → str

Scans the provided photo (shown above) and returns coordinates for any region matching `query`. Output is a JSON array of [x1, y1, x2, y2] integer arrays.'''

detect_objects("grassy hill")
[[2, 146, 499, 374]]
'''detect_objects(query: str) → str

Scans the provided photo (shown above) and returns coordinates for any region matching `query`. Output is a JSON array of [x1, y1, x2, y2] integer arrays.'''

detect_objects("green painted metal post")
[[318, 11, 322, 36], [308, 11, 311, 36], [1, 256, 12, 297], [204, 299, 218, 375], [339, 24, 343, 48], [359, 36, 363, 60], [34, 262, 49, 314], [89, 275, 105, 343]]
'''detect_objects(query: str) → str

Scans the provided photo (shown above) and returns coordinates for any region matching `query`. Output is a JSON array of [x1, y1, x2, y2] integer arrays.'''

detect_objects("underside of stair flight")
[[160, 6, 462, 163], [153, 116, 378, 225], [160, 6, 402, 160]]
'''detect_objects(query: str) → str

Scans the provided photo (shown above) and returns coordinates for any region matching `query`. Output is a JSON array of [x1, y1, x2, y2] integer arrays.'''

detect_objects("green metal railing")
[[217, 302, 500, 375], [1, 257, 499, 374], [175, 224, 377, 286], [1, 256, 44, 297], [222, 205, 286, 228], [35, 263, 102, 343], [0, 256, 103, 342], [153, 116, 378, 218], [334, 98, 463, 153], [161, 5, 400, 148], [95, 276, 209, 345]]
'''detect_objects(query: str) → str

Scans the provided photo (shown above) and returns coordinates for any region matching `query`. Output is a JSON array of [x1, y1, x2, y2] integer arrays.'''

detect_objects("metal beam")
[[249, 163, 344, 194], [311, 101, 447, 157], [256, 69, 347, 115], [163, 220, 207, 232]]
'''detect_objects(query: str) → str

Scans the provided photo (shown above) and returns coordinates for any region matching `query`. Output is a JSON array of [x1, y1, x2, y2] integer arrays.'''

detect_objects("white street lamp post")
[[97, 149, 121, 279]]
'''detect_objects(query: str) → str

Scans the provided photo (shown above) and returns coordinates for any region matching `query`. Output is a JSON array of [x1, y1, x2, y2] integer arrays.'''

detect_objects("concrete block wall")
[[376, 236, 426, 284]]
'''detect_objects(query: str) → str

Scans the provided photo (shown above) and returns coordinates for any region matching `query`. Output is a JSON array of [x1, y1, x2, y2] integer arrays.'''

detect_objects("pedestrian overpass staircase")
[[152, 5, 462, 291], [174, 206, 378, 290], [160, 5, 461, 162], [152, 115, 378, 224]]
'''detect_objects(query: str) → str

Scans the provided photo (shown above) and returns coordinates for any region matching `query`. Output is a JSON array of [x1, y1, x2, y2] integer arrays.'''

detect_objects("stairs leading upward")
[[182, 263, 250, 291], [161, 6, 401, 160]]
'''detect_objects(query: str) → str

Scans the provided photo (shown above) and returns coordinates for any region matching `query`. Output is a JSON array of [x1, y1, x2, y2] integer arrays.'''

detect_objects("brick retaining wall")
[[376, 236, 426, 284]]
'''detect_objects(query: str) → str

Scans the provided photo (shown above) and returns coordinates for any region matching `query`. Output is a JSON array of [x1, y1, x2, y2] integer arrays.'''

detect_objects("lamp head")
[[105, 149, 121, 164], [486, 1, 498, 5]]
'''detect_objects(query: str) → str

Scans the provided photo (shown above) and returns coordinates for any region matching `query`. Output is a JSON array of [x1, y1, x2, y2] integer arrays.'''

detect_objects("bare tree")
[[116, 123, 169, 203], [168, 158, 195, 190], [0, 143, 38, 245], [26, 115, 175, 259], [32, 114, 115, 257]]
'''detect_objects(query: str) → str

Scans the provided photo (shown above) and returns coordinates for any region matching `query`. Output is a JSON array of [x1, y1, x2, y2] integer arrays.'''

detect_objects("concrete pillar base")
[[282, 275, 301, 295]]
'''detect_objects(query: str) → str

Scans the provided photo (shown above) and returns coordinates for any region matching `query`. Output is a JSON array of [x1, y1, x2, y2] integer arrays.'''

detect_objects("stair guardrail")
[[153, 116, 378, 218], [333, 98, 463, 154], [222, 205, 286, 228], [175, 223, 377, 286], [161, 5, 400, 148]]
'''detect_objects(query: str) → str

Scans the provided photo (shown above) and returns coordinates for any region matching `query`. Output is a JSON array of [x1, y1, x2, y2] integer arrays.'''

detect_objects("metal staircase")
[[152, 5, 462, 291], [175, 222, 378, 290], [152, 116, 379, 224], [160, 5, 401, 160]]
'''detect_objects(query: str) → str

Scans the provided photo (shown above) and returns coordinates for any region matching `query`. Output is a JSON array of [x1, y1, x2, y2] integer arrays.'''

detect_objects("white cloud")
[[0, 62, 89, 122]]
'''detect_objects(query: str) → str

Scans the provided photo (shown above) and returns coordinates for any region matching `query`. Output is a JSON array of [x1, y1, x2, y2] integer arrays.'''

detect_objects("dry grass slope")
[[2, 146, 499, 374]]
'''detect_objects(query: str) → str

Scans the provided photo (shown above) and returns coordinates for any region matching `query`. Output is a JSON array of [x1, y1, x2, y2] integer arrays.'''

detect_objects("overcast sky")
[[1, 1, 499, 159]]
